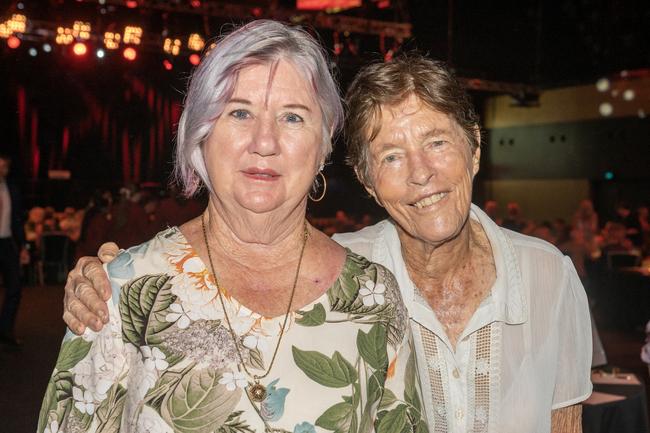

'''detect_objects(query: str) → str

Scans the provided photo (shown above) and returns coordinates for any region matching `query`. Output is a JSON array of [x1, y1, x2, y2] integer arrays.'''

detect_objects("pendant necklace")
[[201, 213, 309, 403]]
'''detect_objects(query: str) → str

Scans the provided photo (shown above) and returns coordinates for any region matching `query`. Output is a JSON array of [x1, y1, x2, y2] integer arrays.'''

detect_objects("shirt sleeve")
[[38, 285, 130, 432], [551, 256, 593, 409]]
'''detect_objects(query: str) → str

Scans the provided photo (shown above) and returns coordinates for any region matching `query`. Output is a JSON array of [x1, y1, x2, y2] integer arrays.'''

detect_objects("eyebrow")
[[420, 127, 453, 140], [226, 98, 311, 112]]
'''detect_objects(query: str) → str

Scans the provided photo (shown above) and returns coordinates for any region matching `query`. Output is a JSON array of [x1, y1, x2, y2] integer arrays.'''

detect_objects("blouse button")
[[452, 368, 460, 378], [455, 408, 464, 420]]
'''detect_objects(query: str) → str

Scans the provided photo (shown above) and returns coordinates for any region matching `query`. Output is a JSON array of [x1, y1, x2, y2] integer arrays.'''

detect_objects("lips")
[[242, 167, 280, 180], [411, 191, 449, 209]]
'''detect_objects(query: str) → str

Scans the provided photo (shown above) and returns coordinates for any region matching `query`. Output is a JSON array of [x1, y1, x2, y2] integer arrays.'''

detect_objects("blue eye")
[[230, 109, 250, 120], [383, 154, 399, 163], [284, 113, 304, 123]]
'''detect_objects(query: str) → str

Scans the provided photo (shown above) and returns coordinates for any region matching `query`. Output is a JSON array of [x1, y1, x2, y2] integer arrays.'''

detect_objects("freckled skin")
[[365, 96, 496, 348]]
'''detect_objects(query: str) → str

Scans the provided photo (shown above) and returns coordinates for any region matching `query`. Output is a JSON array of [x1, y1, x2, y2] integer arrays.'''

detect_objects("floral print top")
[[38, 227, 430, 433]]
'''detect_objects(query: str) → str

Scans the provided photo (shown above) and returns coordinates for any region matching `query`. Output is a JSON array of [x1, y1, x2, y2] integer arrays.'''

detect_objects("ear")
[[471, 126, 481, 176], [471, 146, 481, 177]]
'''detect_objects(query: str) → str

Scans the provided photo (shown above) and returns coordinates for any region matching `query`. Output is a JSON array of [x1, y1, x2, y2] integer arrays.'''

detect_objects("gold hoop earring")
[[309, 171, 327, 202]]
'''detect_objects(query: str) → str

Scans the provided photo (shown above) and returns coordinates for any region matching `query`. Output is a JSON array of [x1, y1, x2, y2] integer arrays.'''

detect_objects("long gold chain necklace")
[[201, 213, 309, 403]]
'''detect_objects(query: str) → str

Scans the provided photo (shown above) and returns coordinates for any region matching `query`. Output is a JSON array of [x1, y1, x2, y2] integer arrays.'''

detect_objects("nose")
[[248, 114, 280, 157], [407, 150, 435, 186]]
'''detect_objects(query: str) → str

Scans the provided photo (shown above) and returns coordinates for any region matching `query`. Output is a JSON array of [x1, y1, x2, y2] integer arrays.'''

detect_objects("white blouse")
[[334, 204, 593, 433]]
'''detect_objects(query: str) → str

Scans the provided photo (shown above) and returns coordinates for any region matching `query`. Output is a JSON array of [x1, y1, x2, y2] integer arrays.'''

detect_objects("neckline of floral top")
[[168, 225, 352, 323]]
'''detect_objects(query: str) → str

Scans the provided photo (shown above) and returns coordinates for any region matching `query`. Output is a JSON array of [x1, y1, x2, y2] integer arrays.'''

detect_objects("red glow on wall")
[[30, 109, 40, 178], [62, 126, 70, 159], [7, 36, 21, 49]]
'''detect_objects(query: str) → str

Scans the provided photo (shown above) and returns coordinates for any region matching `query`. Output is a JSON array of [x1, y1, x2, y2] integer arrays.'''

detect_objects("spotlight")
[[163, 59, 173, 70], [96, 48, 105, 58], [28, 47, 37, 56], [123, 47, 137, 61], [189, 53, 200, 65], [17, 2, 25, 9], [126, 0, 138, 8], [7, 35, 20, 49], [73, 42, 87, 56], [42, 43, 52, 52]]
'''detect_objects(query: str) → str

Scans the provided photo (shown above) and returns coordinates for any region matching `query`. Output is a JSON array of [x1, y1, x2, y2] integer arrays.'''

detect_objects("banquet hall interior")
[[0, 0, 649, 432]]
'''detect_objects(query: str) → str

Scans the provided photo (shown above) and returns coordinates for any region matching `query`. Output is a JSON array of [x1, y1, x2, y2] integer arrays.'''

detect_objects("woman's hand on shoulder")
[[63, 242, 119, 335]]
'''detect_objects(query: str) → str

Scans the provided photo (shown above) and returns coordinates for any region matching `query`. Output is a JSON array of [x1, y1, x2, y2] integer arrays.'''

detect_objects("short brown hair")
[[345, 53, 480, 186]]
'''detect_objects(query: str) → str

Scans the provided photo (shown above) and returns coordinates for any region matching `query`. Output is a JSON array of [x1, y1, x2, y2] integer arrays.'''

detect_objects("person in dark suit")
[[0, 153, 28, 346]]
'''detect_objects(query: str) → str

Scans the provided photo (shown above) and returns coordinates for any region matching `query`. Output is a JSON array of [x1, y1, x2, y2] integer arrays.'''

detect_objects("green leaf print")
[[376, 404, 408, 433], [295, 303, 326, 326], [378, 389, 397, 410], [356, 324, 388, 370], [218, 411, 254, 433], [404, 350, 421, 416], [248, 347, 265, 370], [161, 368, 241, 433], [120, 274, 176, 347], [95, 385, 127, 433], [315, 402, 354, 431], [292, 347, 357, 388], [55, 338, 92, 371], [328, 253, 367, 307], [37, 380, 58, 433]]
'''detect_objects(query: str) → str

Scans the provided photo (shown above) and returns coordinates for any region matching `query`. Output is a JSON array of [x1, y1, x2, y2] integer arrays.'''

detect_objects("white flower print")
[[141, 346, 169, 371], [165, 302, 194, 329], [218, 371, 248, 391], [44, 420, 59, 433], [242, 334, 269, 352], [475, 359, 489, 376], [359, 280, 386, 307], [72, 386, 95, 415], [182, 256, 204, 273]]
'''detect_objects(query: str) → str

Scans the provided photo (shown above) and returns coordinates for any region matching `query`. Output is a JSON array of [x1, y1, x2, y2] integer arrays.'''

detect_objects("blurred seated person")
[[157, 185, 206, 227], [502, 201, 526, 233], [58, 207, 83, 242], [531, 221, 557, 245], [572, 199, 599, 242], [75, 191, 114, 260], [483, 199, 502, 225], [559, 228, 598, 281], [613, 201, 642, 247], [107, 184, 149, 246], [636, 204, 649, 255]]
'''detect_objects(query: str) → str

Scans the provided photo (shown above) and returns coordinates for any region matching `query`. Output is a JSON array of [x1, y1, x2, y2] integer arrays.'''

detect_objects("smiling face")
[[203, 60, 324, 217], [364, 94, 480, 245]]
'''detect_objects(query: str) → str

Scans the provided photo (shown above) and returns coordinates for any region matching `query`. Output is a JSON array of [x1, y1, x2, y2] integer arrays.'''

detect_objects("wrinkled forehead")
[[366, 94, 463, 143], [231, 58, 319, 107]]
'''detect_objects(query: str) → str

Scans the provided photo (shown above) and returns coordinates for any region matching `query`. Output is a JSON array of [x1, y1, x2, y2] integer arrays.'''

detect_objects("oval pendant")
[[248, 382, 267, 402]]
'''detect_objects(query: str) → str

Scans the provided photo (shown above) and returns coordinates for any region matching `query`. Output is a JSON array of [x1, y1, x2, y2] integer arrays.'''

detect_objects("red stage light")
[[189, 53, 200, 65], [123, 47, 137, 61], [7, 36, 21, 49], [190, 0, 201, 7], [163, 59, 173, 70], [73, 42, 87, 56], [126, 0, 138, 8], [252, 7, 263, 17]]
